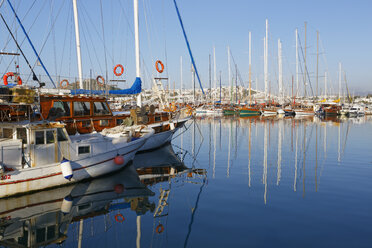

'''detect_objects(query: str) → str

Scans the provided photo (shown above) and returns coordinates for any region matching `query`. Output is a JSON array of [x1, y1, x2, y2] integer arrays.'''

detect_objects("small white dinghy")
[[0, 121, 154, 198]]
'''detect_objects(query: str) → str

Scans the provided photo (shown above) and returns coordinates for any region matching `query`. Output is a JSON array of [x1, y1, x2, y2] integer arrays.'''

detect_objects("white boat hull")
[[139, 117, 189, 151], [0, 134, 150, 198]]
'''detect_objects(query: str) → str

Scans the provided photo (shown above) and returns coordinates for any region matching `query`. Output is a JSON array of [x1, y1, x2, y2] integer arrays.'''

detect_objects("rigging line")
[[297, 32, 315, 98], [27, 0, 66, 84], [161, 0, 169, 79], [173, 0, 204, 95], [0, 0, 40, 68], [229, 50, 245, 87], [0, 14, 40, 85], [6, 0, 56, 87], [58, 2, 72, 77], [79, 1, 114, 63], [99, 0, 108, 82], [50, 0, 58, 77], [142, 0, 154, 73], [79, 11, 98, 75], [79, 4, 104, 74]]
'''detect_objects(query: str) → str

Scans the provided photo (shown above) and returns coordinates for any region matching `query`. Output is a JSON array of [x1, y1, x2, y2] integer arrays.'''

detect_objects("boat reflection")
[[0, 143, 205, 247]]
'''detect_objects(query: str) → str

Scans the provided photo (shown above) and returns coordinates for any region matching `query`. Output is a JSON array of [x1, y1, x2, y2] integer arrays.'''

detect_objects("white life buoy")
[[60, 158, 73, 180]]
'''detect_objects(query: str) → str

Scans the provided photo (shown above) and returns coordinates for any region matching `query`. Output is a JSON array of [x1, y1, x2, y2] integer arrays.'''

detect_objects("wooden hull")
[[239, 108, 261, 116]]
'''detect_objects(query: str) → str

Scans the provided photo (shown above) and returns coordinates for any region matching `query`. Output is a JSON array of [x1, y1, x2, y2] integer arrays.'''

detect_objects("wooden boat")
[[238, 106, 261, 116], [317, 104, 341, 116], [39, 94, 189, 152], [294, 107, 315, 116]]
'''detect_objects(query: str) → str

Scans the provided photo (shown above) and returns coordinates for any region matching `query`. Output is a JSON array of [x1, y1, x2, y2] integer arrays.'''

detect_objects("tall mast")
[[324, 71, 327, 99], [180, 56, 183, 98], [213, 46, 217, 101], [134, 0, 141, 106], [338, 62, 342, 99], [209, 54, 211, 101], [316, 31, 319, 98], [249, 31, 252, 105], [228, 46, 232, 103], [72, 0, 83, 89], [304, 22, 307, 97], [278, 39, 283, 103], [295, 28, 299, 97], [264, 19, 269, 100]]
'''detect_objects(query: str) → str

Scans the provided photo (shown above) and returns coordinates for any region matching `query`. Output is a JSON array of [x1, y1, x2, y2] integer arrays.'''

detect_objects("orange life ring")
[[155, 60, 164, 73], [96, 75, 105, 86], [115, 213, 125, 223], [60, 79, 69, 89], [114, 64, 124, 76], [156, 224, 164, 234], [3, 72, 22, 86]]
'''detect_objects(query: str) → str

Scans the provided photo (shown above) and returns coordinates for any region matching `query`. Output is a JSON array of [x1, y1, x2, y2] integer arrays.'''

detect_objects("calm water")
[[1, 116, 372, 248]]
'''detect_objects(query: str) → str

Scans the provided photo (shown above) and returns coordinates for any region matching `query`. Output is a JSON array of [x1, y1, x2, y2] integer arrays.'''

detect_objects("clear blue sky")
[[0, 0, 371, 95]]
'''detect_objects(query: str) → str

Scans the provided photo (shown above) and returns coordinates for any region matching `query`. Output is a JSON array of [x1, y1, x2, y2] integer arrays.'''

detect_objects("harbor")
[[1, 0, 372, 247]]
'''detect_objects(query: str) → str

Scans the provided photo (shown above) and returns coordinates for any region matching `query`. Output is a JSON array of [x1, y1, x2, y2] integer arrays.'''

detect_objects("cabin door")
[[32, 130, 59, 166]]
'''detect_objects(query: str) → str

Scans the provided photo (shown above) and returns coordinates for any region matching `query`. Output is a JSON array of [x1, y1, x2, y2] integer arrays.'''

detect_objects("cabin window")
[[82, 120, 91, 127], [116, 119, 123, 125], [51, 101, 71, 117], [16, 128, 27, 143], [74, 102, 91, 116], [78, 145, 90, 155], [93, 102, 110, 115], [100, 119, 109, 126], [3, 128, 13, 139], [46, 130, 55, 144], [35, 131, 45, 145], [57, 128, 68, 141]]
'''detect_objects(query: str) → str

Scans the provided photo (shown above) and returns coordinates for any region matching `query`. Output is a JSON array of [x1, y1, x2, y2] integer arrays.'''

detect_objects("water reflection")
[[0, 144, 206, 248], [194, 115, 371, 204], [1, 115, 371, 247]]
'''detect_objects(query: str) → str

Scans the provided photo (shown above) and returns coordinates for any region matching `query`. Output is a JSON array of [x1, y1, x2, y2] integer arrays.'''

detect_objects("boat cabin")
[[0, 121, 70, 170], [39, 95, 170, 135]]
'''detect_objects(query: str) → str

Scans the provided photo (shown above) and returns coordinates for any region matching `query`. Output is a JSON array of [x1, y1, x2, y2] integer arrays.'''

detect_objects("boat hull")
[[139, 117, 189, 152], [239, 108, 261, 116], [0, 136, 149, 198]]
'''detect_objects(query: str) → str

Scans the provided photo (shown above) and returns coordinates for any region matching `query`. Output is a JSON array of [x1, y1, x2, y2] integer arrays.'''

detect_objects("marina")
[[1, 0, 372, 247]]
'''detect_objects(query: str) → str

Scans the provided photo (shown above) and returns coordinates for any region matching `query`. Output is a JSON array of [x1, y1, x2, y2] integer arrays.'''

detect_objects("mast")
[[209, 54, 211, 101], [134, 0, 142, 106], [213, 46, 217, 101], [338, 62, 342, 99], [304, 22, 307, 97], [235, 64, 238, 103], [219, 71, 222, 102], [295, 28, 299, 97], [72, 0, 83, 89], [249, 31, 252, 105], [316, 31, 319, 98], [264, 19, 269, 100], [227, 46, 232, 103], [324, 71, 327, 99], [180, 56, 183, 100], [278, 39, 283, 103]]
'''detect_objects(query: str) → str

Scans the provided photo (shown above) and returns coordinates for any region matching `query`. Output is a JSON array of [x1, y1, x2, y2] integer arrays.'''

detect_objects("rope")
[[173, 0, 204, 94], [99, 0, 109, 87]]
